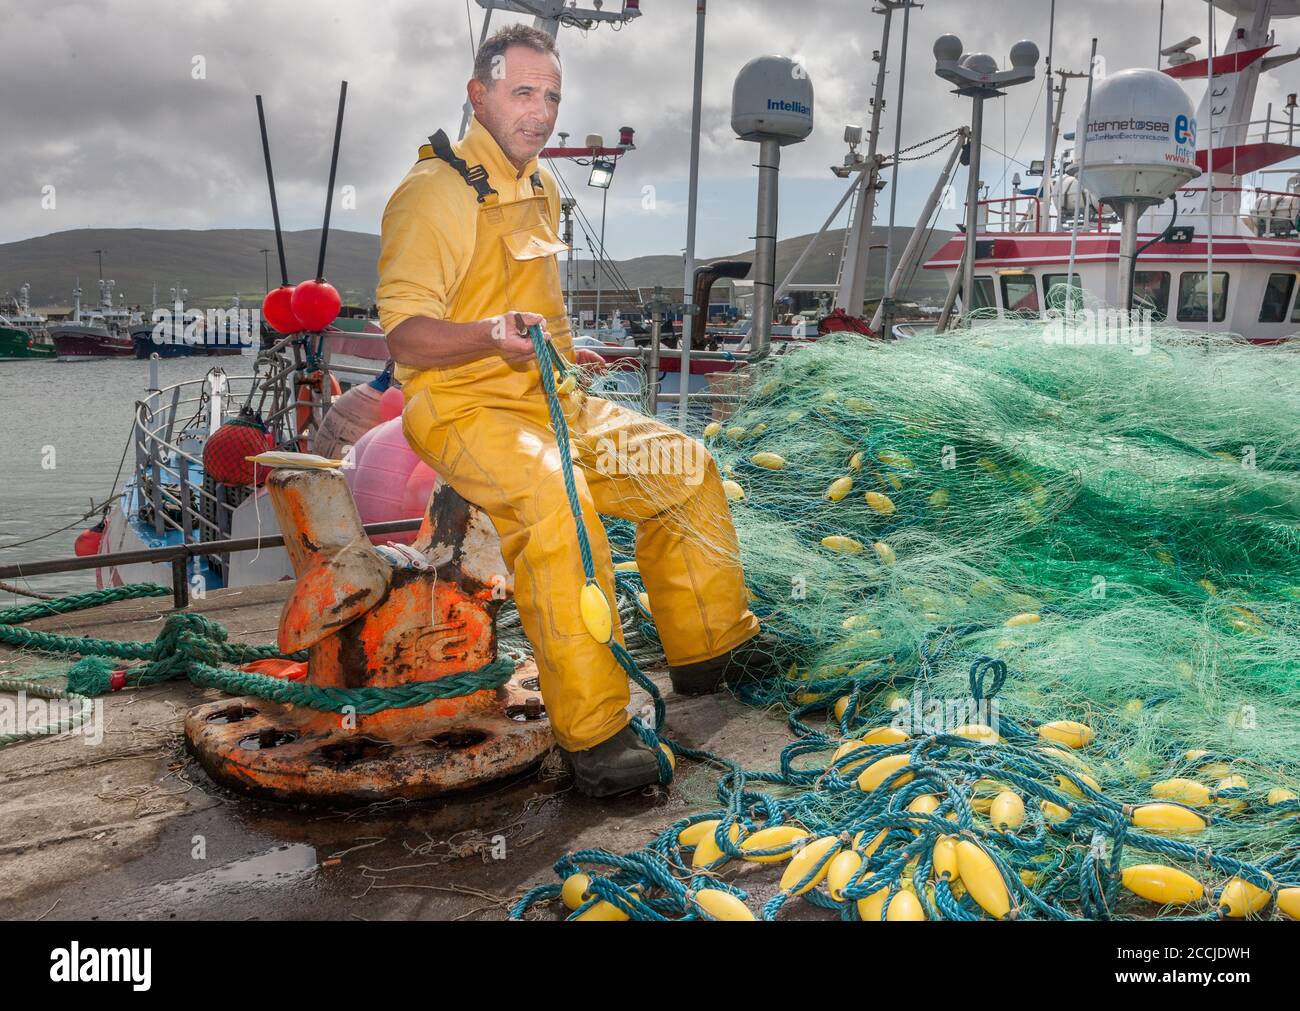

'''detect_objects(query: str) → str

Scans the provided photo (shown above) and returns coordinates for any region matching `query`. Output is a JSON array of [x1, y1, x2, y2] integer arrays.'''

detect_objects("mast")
[[835, 1, 905, 315], [679, 0, 707, 431]]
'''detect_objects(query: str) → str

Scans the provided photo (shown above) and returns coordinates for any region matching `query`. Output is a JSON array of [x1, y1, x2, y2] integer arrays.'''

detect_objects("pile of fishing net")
[[515, 318, 1300, 921]]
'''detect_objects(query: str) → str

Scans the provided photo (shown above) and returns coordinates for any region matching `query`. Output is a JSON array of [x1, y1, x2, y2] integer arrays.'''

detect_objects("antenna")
[[255, 95, 289, 287]]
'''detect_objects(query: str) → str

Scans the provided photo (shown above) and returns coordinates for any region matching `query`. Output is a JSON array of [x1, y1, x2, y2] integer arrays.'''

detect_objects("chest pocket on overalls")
[[501, 213, 569, 331]]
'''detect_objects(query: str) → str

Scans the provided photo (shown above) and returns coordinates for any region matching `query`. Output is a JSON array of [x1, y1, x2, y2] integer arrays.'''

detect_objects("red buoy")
[[74, 525, 104, 557], [203, 414, 271, 486], [291, 279, 341, 332], [262, 285, 301, 334]]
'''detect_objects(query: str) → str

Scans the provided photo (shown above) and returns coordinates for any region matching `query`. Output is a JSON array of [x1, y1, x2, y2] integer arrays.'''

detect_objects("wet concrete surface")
[[0, 584, 808, 920]]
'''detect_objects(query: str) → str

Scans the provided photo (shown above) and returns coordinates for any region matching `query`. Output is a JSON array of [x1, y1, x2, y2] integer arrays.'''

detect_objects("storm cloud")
[[0, 0, 1287, 261]]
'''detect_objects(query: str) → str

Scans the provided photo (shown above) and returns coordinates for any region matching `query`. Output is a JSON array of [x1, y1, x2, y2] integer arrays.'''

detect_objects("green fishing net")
[[522, 318, 1300, 921]]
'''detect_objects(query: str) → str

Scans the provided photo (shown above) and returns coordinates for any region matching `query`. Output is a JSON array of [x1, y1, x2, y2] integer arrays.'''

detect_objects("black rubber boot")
[[563, 726, 663, 798], [668, 634, 785, 696]]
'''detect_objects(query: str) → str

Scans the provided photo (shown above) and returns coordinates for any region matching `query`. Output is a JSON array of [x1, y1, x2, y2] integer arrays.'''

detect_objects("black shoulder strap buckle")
[[427, 129, 497, 204], [529, 170, 544, 194]]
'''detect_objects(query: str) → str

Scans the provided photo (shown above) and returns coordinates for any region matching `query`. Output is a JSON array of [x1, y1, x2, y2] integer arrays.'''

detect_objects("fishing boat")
[[922, 0, 1300, 343], [0, 285, 56, 360], [49, 279, 139, 359]]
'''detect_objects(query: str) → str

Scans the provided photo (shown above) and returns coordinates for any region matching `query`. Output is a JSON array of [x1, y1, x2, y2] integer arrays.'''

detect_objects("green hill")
[[0, 225, 953, 311]]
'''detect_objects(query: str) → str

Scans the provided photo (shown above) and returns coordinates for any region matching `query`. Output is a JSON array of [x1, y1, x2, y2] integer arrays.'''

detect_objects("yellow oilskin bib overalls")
[[394, 127, 759, 752]]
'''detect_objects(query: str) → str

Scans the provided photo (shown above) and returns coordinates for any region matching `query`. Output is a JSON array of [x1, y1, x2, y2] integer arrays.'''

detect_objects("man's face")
[[469, 45, 562, 169]]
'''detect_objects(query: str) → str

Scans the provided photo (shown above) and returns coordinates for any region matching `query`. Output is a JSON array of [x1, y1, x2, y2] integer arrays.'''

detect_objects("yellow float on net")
[[613, 560, 639, 572], [826, 848, 863, 902], [848, 452, 864, 471], [907, 793, 941, 823], [561, 873, 592, 910], [751, 451, 786, 470], [1219, 876, 1273, 918], [932, 835, 960, 880], [556, 373, 578, 396], [739, 825, 809, 863], [886, 889, 927, 921], [826, 476, 855, 501], [955, 840, 1011, 919], [1130, 802, 1207, 835], [878, 450, 914, 469], [1054, 771, 1101, 799], [579, 581, 613, 644], [1037, 719, 1094, 748], [855, 828, 889, 858], [1004, 612, 1042, 628], [951, 723, 1000, 745], [929, 488, 950, 508], [1152, 777, 1213, 806], [872, 541, 896, 565], [1277, 887, 1300, 920], [1267, 787, 1298, 806], [726, 425, 747, 441], [722, 479, 746, 501], [857, 754, 913, 792], [857, 887, 888, 921], [692, 822, 744, 869], [779, 835, 841, 895], [637, 591, 651, 614], [864, 491, 896, 515], [831, 739, 873, 775], [1121, 864, 1204, 905], [1041, 799, 1072, 824], [702, 421, 721, 439], [990, 791, 1026, 831], [692, 889, 755, 921], [658, 743, 676, 772], [678, 818, 722, 848], [784, 410, 804, 422], [832, 695, 852, 721], [821, 535, 864, 555]]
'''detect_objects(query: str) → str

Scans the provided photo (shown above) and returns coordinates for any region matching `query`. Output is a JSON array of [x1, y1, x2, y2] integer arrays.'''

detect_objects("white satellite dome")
[[731, 55, 814, 145], [1076, 68, 1200, 206]]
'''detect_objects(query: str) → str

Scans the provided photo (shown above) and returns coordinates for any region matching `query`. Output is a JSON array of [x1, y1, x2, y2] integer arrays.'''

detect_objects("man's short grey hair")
[[472, 24, 561, 85]]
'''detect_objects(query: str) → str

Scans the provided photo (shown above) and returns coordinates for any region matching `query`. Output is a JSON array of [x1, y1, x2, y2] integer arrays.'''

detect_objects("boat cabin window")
[[1176, 272, 1229, 323], [1259, 273, 1296, 324], [1132, 271, 1170, 322], [1042, 273, 1084, 313], [999, 274, 1040, 318], [970, 276, 997, 313]]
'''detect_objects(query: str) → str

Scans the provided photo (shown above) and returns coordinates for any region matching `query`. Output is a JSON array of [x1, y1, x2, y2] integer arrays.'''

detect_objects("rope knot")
[[155, 613, 228, 669]]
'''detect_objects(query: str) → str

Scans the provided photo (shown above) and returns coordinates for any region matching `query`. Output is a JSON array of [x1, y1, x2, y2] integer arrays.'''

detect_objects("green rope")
[[1, 584, 514, 726]]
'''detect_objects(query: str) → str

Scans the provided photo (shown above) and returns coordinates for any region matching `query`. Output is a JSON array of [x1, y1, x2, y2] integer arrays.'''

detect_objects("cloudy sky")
[[2, 0, 1295, 271]]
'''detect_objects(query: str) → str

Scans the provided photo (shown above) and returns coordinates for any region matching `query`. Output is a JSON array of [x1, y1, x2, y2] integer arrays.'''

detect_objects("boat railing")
[[128, 353, 311, 550], [977, 195, 1043, 234]]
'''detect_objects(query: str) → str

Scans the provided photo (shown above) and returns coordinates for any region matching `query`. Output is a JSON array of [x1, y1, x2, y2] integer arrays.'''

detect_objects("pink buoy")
[[349, 417, 426, 545], [402, 461, 439, 518], [378, 385, 405, 422]]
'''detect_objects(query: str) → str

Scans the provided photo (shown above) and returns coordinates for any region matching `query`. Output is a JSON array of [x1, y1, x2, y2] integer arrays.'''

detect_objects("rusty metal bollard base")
[[184, 663, 553, 804]]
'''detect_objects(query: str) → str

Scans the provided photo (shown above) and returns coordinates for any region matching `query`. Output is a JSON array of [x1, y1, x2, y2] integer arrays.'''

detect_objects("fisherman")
[[377, 24, 765, 797]]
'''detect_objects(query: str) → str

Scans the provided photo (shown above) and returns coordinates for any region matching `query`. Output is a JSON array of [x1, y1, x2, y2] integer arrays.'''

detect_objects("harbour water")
[[0, 355, 234, 596]]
